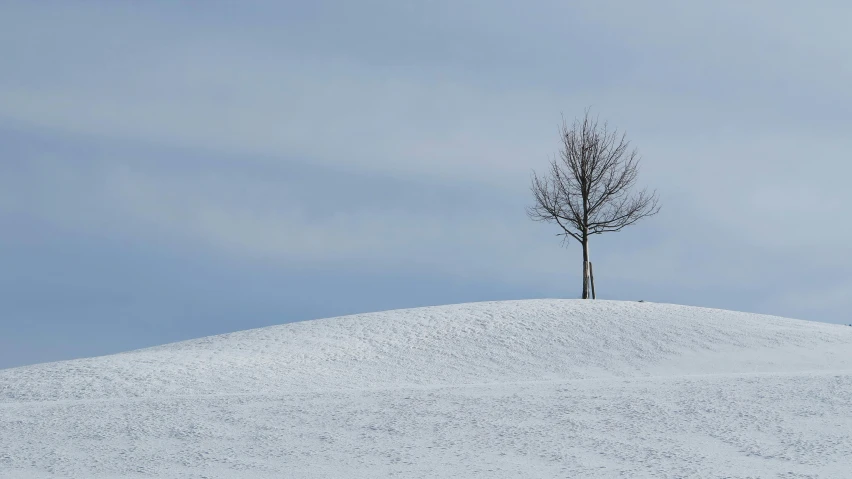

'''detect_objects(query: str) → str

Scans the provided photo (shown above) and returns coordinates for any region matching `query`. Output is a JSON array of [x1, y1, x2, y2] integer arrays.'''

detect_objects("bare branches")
[[527, 109, 660, 244], [528, 109, 659, 299]]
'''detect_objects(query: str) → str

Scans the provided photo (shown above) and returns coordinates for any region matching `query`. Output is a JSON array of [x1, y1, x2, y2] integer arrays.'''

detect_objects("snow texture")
[[2, 299, 851, 478]]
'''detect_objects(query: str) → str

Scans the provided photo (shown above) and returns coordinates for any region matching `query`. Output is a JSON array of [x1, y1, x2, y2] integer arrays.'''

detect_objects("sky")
[[1, 0, 851, 369]]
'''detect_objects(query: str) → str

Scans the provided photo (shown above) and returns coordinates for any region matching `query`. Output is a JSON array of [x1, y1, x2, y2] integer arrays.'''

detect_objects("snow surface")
[[2, 299, 852, 478]]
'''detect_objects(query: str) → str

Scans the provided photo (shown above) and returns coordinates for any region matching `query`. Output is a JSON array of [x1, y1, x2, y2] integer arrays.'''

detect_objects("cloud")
[[3, 1, 848, 189], [1, 150, 564, 285], [1, 0, 850, 329]]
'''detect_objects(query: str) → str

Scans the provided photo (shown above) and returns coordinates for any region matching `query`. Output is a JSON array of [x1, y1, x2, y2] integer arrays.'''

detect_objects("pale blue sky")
[[2, 1, 851, 368]]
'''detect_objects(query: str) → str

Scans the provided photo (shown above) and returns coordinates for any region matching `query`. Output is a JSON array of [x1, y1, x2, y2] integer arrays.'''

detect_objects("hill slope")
[[2, 300, 851, 478]]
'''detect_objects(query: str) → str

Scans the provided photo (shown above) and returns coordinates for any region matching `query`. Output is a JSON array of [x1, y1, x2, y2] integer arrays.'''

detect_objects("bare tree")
[[527, 109, 660, 299]]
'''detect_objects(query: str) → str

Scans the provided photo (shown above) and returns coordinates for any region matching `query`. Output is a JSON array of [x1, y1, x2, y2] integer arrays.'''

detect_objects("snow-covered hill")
[[2, 300, 851, 478]]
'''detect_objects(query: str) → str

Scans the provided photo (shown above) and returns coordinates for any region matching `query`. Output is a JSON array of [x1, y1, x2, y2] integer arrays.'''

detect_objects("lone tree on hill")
[[527, 109, 660, 299]]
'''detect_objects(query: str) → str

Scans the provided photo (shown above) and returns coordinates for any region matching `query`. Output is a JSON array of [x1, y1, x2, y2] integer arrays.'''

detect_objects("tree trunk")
[[581, 235, 590, 299], [589, 262, 596, 299]]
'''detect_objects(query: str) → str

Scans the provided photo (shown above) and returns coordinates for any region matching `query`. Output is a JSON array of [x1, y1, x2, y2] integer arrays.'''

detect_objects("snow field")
[[2, 300, 851, 477]]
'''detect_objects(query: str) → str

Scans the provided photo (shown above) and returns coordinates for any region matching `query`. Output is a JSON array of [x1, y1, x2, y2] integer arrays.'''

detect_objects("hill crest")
[[3, 300, 851, 402]]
